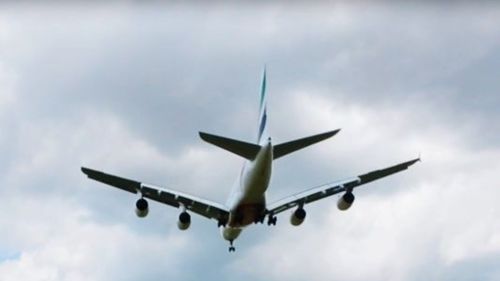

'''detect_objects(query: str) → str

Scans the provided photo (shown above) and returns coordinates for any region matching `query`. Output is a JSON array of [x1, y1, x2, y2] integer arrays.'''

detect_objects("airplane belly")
[[226, 140, 272, 227], [240, 156, 272, 202], [228, 203, 266, 227], [243, 173, 270, 199]]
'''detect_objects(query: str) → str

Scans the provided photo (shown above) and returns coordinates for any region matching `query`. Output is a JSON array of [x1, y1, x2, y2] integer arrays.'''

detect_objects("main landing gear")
[[267, 215, 277, 226], [253, 213, 277, 225], [217, 219, 227, 228], [228, 240, 236, 252]]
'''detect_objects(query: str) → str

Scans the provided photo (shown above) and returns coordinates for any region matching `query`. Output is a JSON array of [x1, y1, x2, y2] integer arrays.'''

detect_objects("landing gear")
[[228, 240, 236, 252], [217, 219, 227, 228], [267, 215, 277, 226], [254, 215, 265, 224]]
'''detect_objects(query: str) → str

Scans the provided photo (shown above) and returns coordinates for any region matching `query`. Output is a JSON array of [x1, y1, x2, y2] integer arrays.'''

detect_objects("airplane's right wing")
[[266, 158, 420, 216]]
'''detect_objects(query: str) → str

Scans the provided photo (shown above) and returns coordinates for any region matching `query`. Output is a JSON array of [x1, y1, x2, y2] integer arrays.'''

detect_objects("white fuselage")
[[221, 138, 273, 242]]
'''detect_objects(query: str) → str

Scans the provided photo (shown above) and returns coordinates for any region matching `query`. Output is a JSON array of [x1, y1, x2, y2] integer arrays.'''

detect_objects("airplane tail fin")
[[199, 132, 261, 160], [257, 67, 268, 144], [198, 68, 268, 161], [273, 129, 341, 160]]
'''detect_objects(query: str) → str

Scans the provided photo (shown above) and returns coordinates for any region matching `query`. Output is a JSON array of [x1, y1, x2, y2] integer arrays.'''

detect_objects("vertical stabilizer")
[[257, 67, 268, 144]]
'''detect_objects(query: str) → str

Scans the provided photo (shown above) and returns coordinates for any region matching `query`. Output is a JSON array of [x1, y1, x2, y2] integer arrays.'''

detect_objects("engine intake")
[[290, 208, 306, 226], [177, 212, 191, 230], [135, 198, 149, 218], [337, 192, 355, 211]]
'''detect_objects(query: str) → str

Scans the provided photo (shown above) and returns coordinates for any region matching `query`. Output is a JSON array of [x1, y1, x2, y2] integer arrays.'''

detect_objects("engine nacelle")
[[177, 212, 191, 230], [135, 198, 149, 218], [337, 192, 355, 211], [290, 208, 306, 226]]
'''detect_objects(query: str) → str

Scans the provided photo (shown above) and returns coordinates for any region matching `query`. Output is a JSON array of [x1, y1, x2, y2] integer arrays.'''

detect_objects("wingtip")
[[328, 128, 341, 137], [409, 158, 421, 166], [199, 131, 209, 141], [81, 167, 90, 175]]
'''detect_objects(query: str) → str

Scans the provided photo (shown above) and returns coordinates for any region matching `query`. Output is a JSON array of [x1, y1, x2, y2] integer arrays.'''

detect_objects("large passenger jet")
[[81, 70, 419, 252]]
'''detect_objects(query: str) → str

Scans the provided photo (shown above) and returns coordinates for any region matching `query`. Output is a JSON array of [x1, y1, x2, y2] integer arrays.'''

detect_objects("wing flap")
[[140, 183, 228, 219], [140, 185, 180, 208]]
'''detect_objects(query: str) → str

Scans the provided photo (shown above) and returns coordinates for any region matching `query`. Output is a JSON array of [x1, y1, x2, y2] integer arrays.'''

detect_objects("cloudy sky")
[[1, 2, 499, 281]]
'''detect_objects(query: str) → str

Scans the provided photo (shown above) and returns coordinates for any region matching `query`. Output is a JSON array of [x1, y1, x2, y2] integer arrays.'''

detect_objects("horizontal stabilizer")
[[273, 129, 341, 160], [199, 132, 261, 160]]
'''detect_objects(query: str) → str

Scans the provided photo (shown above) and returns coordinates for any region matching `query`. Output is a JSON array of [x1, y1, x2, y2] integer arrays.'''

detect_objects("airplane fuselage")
[[221, 138, 273, 242]]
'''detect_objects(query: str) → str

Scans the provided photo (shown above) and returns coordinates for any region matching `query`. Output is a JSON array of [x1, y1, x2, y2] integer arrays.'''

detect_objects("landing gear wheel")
[[259, 216, 265, 224]]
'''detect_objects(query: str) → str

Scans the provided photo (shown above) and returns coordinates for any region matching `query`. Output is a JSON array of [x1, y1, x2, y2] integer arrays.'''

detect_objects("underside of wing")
[[266, 158, 420, 216], [81, 167, 229, 222]]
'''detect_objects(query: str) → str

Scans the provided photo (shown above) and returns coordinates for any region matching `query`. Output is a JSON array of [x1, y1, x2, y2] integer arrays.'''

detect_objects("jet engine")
[[135, 198, 149, 218], [290, 207, 306, 226], [337, 192, 355, 211], [177, 212, 191, 230]]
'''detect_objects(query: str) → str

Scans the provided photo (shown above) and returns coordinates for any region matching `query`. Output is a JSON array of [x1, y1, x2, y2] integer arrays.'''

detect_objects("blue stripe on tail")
[[260, 68, 267, 110], [258, 108, 267, 140], [258, 67, 267, 142]]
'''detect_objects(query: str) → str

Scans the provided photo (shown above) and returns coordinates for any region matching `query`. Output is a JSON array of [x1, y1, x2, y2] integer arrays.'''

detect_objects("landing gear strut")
[[228, 240, 236, 252]]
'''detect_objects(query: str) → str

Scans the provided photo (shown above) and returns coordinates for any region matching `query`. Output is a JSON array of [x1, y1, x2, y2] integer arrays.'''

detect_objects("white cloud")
[[0, 63, 17, 108], [0, 197, 190, 281]]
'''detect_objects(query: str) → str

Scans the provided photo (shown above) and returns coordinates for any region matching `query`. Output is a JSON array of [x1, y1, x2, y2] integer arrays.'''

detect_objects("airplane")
[[81, 69, 419, 252]]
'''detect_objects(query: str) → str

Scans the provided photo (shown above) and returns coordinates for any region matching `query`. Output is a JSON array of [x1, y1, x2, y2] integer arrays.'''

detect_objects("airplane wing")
[[266, 158, 420, 215], [81, 167, 230, 221]]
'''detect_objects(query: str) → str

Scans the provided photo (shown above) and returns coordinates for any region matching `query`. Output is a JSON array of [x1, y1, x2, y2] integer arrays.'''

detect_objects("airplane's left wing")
[[266, 158, 420, 216], [81, 167, 229, 221]]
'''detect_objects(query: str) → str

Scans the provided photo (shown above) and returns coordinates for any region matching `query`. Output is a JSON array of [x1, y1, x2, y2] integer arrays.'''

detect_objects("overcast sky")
[[1, 2, 499, 281]]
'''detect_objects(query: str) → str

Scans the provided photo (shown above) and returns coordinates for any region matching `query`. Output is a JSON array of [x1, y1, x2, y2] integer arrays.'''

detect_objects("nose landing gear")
[[228, 240, 236, 252]]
